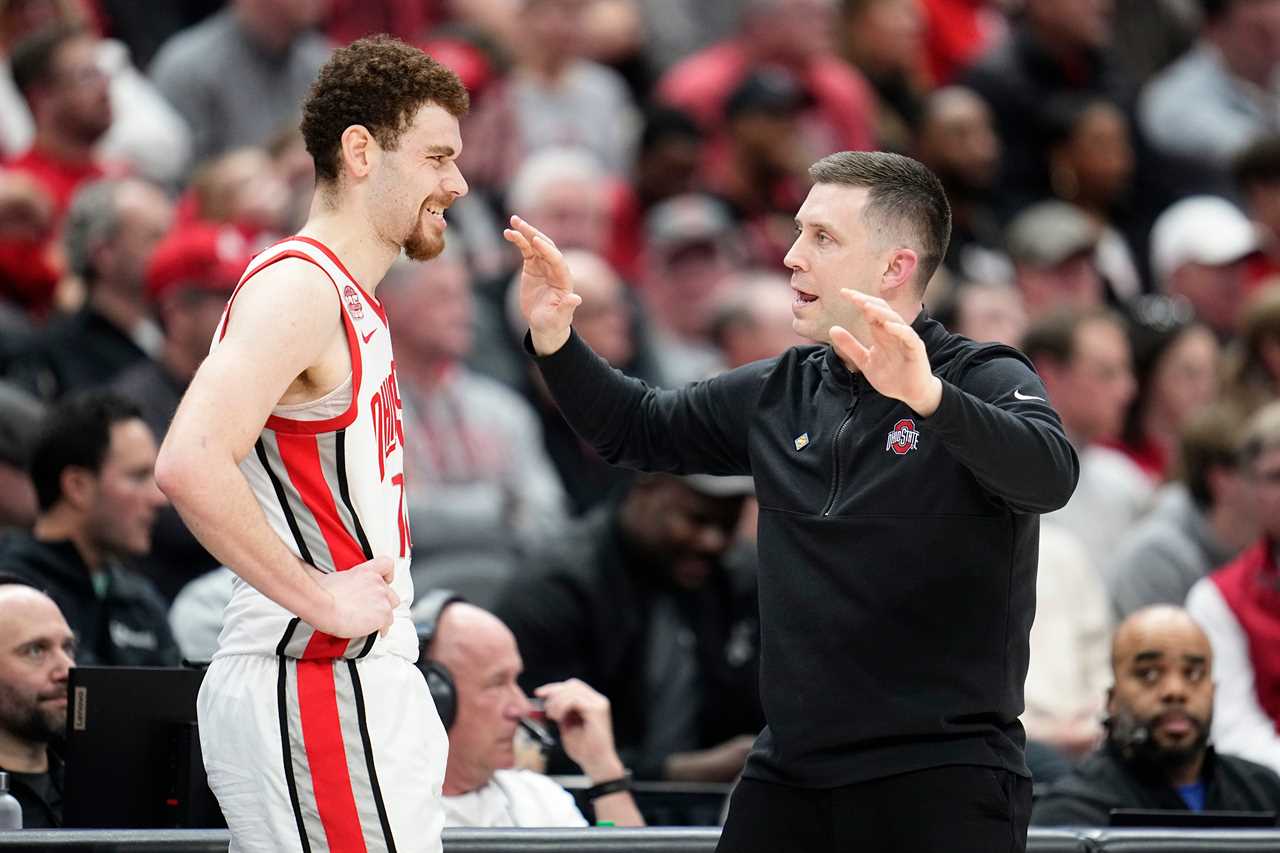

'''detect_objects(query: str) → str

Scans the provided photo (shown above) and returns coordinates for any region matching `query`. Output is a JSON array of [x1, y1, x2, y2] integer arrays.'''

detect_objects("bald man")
[[1032, 605, 1280, 827], [421, 602, 644, 828], [0, 579, 76, 828]]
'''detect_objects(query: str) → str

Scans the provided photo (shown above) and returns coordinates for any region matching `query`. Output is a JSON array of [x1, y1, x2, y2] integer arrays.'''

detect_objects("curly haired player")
[[157, 36, 469, 853]]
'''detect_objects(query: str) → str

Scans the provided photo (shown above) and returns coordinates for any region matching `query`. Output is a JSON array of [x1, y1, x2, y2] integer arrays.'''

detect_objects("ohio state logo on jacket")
[[886, 418, 920, 455]]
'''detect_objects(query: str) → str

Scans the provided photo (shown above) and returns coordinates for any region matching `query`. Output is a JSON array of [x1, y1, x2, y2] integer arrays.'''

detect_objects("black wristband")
[[585, 772, 632, 800]]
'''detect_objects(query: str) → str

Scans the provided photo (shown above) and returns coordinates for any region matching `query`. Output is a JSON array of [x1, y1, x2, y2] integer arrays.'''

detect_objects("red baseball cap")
[[145, 224, 252, 304]]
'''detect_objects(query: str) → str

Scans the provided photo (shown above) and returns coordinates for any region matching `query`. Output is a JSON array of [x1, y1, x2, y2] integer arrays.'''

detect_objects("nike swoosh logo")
[[362, 328, 377, 344], [1013, 389, 1045, 402]]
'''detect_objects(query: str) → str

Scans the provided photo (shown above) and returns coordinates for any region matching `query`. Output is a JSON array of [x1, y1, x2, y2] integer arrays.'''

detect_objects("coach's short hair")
[[808, 151, 951, 294], [301, 35, 469, 184]]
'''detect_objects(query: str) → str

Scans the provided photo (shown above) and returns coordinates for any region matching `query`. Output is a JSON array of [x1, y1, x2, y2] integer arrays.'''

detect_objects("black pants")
[[716, 765, 1032, 853]]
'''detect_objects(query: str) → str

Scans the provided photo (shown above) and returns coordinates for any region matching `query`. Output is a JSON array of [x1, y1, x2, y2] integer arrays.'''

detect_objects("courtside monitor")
[[62, 666, 223, 828]]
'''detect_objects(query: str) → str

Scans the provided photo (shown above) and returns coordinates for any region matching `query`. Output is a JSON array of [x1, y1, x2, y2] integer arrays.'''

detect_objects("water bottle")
[[0, 771, 21, 829]]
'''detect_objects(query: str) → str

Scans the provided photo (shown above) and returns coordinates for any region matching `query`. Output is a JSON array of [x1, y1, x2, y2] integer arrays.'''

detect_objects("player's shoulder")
[[216, 255, 343, 351], [232, 255, 339, 315]]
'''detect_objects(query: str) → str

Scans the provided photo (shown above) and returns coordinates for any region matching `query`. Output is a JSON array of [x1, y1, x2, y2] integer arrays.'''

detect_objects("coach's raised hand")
[[504, 214, 581, 355]]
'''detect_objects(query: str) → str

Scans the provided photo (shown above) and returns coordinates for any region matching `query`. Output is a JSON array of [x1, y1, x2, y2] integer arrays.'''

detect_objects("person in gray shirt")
[[149, 0, 330, 169], [1108, 403, 1258, 618]]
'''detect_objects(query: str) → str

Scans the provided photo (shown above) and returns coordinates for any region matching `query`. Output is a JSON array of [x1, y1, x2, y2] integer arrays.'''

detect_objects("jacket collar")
[[820, 307, 941, 392]]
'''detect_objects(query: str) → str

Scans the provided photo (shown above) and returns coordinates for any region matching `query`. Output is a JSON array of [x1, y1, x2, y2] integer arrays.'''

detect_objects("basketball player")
[[155, 37, 469, 853]]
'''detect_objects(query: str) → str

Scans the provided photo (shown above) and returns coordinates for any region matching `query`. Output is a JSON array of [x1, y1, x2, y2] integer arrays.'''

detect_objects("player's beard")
[[403, 201, 446, 261]]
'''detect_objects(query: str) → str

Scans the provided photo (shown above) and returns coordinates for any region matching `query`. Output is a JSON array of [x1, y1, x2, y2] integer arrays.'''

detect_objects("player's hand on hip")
[[536, 678, 625, 782], [312, 556, 399, 638], [504, 214, 581, 355], [830, 290, 942, 417]]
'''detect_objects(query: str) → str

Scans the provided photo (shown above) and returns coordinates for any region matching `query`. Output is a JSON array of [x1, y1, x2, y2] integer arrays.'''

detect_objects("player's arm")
[[155, 259, 396, 638], [506, 215, 762, 476]]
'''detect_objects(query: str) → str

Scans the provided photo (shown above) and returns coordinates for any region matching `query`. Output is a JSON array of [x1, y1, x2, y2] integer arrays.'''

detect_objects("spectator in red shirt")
[[7, 23, 112, 219], [657, 0, 875, 164], [920, 0, 1005, 85], [0, 168, 60, 321]]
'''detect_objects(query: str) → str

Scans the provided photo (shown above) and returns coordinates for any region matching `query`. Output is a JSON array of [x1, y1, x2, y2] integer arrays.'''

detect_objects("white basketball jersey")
[[210, 236, 417, 662]]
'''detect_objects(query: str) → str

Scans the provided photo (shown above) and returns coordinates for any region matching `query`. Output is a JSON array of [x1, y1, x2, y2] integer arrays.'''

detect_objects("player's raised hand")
[[504, 215, 581, 355], [311, 556, 399, 638], [830, 290, 942, 417]]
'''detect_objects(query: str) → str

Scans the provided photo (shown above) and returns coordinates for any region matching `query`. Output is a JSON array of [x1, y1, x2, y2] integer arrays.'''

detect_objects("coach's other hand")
[[831, 289, 943, 417], [504, 214, 580, 356]]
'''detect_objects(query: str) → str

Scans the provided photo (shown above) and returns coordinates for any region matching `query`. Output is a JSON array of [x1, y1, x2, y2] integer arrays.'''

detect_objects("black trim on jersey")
[[257, 438, 314, 659], [255, 438, 314, 566], [347, 660, 398, 853], [334, 429, 374, 560], [354, 632, 376, 659], [277, 659, 312, 853], [276, 618, 300, 657]]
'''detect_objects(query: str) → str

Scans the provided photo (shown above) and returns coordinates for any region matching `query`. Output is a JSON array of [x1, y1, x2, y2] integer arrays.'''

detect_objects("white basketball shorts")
[[198, 653, 447, 853]]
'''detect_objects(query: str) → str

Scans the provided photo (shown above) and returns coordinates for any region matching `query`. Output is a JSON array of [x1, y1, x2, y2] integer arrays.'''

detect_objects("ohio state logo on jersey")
[[343, 284, 364, 321], [370, 363, 404, 481], [885, 418, 920, 455]]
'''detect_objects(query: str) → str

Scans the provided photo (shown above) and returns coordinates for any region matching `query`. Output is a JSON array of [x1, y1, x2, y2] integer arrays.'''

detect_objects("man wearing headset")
[[1032, 605, 1280, 826], [414, 594, 645, 828]]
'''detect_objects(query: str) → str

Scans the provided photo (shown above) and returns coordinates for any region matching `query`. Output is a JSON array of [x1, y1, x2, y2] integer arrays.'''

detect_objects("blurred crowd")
[[3, 0, 1280, 828]]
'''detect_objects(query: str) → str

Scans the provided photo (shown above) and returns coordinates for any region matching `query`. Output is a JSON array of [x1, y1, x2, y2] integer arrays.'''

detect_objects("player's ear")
[[339, 125, 379, 180]]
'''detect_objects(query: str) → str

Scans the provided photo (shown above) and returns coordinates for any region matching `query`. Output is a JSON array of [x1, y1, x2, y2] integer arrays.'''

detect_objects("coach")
[[506, 150, 1079, 852]]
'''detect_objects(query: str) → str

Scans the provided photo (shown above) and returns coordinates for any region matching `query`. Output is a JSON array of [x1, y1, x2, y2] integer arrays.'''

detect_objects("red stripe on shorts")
[[297, 660, 368, 853]]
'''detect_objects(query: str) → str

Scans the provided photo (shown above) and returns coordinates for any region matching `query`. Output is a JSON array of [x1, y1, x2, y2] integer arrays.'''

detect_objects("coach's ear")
[[340, 124, 378, 180], [878, 247, 919, 301]]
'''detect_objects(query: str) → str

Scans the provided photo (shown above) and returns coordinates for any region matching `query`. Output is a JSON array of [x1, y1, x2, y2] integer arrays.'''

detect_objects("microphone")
[[1102, 713, 1150, 754]]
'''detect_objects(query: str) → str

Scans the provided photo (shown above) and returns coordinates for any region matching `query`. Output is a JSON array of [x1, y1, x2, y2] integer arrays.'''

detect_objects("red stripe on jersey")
[[276, 432, 368, 569], [296, 661, 369, 853], [293, 236, 388, 327], [216, 244, 364, 434], [276, 432, 369, 659], [218, 249, 316, 342]]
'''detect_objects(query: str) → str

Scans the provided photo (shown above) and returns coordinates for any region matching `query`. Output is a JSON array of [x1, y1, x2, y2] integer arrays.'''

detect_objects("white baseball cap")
[[1150, 195, 1261, 287]]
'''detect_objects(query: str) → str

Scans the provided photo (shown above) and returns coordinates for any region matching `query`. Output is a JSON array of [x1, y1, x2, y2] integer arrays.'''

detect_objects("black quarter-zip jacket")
[[529, 310, 1079, 788]]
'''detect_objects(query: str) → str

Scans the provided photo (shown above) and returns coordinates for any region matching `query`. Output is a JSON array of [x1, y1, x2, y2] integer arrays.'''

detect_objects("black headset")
[[414, 588, 467, 731]]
